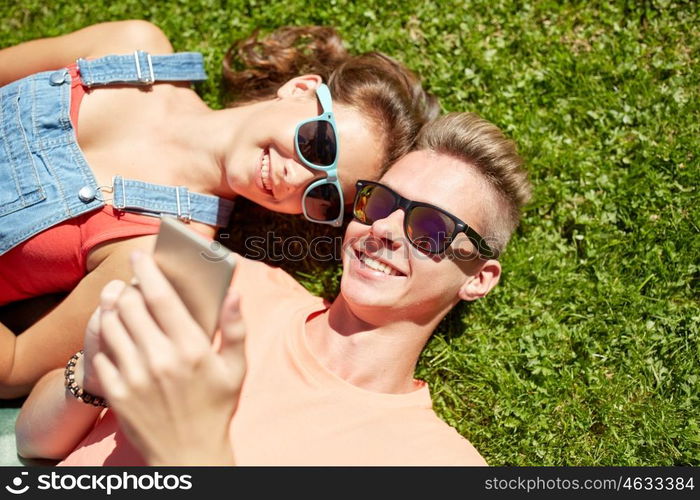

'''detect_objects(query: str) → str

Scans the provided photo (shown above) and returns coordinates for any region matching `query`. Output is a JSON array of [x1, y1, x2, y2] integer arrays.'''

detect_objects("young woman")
[[0, 21, 438, 398]]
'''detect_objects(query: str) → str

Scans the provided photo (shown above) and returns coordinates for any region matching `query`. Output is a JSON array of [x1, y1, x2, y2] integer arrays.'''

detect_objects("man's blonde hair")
[[416, 112, 532, 255]]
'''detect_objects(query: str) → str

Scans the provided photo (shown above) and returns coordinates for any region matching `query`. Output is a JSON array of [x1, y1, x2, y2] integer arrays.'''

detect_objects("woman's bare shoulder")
[[81, 20, 175, 58], [0, 21, 174, 86]]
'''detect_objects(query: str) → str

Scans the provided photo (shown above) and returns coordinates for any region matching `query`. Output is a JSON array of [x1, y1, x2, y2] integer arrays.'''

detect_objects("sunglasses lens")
[[407, 206, 455, 253], [354, 184, 396, 224], [297, 120, 337, 166], [305, 183, 342, 222]]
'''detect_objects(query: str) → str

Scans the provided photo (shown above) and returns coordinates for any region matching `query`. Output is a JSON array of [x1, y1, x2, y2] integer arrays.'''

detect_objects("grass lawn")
[[1, 0, 697, 465]]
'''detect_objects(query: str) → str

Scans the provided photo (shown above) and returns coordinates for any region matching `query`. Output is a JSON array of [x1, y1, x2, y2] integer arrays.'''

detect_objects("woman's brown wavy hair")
[[223, 26, 439, 172]]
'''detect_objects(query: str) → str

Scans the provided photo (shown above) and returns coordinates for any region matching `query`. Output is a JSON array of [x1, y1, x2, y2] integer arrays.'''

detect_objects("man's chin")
[[340, 284, 400, 311]]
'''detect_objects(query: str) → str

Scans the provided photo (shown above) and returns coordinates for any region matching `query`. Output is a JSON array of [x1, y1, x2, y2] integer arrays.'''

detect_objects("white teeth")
[[359, 253, 399, 276], [261, 153, 272, 191]]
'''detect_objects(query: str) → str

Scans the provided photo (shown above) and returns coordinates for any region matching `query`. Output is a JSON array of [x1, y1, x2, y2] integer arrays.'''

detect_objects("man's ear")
[[458, 259, 501, 301], [276, 74, 323, 99]]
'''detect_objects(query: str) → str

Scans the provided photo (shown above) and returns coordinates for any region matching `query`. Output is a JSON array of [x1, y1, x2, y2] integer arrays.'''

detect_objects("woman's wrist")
[[76, 350, 102, 397], [73, 353, 86, 389], [65, 351, 108, 407]]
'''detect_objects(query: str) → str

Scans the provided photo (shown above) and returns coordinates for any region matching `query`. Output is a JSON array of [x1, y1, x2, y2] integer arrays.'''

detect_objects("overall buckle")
[[133, 50, 155, 85]]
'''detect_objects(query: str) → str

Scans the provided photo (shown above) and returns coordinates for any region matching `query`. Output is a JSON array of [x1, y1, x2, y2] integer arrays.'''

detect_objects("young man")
[[15, 112, 531, 465]]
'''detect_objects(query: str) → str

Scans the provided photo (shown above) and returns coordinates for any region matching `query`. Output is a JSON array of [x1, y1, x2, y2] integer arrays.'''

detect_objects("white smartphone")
[[153, 216, 236, 338]]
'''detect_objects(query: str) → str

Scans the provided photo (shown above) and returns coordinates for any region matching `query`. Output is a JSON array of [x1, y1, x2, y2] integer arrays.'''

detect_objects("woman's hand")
[[92, 252, 246, 466]]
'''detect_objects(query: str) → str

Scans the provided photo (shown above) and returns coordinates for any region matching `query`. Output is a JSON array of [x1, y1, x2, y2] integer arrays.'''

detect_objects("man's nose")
[[368, 209, 405, 251]]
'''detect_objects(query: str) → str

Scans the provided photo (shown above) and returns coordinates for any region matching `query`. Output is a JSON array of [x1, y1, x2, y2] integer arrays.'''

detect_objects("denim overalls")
[[0, 51, 234, 255]]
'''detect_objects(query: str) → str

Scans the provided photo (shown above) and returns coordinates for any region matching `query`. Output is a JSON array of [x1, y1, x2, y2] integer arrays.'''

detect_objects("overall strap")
[[76, 51, 207, 87], [111, 176, 234, 227]]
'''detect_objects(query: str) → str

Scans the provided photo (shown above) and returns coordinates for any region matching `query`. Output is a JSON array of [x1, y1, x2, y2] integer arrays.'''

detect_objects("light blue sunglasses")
[[294, 83, 344, 227]]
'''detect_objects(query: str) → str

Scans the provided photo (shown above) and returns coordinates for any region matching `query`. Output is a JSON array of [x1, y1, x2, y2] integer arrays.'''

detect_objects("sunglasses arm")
[[315, 83, 334, 113]]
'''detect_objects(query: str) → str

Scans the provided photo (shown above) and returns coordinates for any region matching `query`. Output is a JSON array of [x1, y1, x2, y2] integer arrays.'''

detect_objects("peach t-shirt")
[[60, 258, 485, 466]]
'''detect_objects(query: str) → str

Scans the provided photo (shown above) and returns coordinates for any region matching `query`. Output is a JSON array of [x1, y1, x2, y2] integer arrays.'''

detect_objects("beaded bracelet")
[[64, 350, 109, 408]]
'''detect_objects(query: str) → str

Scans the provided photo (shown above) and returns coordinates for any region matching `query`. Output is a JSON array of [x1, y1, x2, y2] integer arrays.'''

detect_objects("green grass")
[[2, 0, 697, 465]]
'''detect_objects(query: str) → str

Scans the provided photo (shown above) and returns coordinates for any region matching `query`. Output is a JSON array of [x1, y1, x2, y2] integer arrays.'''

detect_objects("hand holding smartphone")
[[152, 216, 236, 338]]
